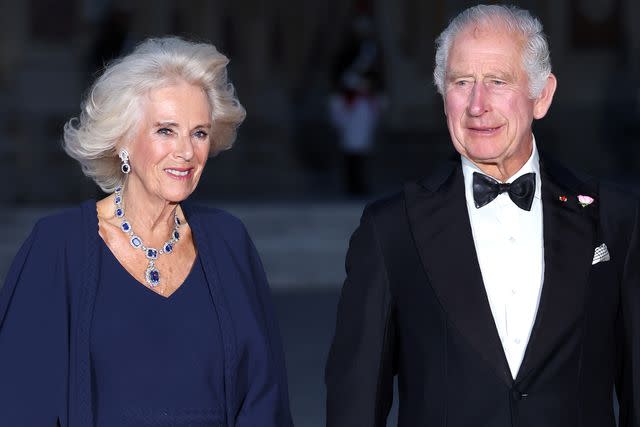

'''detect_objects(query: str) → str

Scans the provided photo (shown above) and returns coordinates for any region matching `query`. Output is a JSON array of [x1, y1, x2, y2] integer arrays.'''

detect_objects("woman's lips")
[[164, 168, 193, 179]]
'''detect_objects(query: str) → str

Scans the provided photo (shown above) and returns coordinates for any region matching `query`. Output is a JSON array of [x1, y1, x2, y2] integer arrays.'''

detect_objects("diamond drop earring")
[[119, 149, 131, 174]]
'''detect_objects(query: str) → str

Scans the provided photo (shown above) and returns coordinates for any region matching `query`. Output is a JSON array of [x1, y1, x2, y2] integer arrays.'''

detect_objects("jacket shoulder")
[[28, 204, 87, 245], [363, 191, 407, 226], [183, 202, 249, 238]]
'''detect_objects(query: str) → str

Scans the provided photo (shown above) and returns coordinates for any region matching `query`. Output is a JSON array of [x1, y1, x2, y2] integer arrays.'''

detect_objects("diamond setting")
[[145, 265, 161, 287], [114, 186, 181, 291], [146, 248, 158, 260], [130, 236, 142, 248]]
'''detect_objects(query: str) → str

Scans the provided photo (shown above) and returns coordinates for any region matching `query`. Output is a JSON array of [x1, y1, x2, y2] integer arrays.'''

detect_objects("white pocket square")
[[592, 243, 610, 265]]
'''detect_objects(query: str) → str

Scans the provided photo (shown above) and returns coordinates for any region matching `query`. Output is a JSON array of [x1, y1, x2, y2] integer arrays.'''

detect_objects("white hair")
[[63, 36, 246, 193], [433, 4, 551, 99]]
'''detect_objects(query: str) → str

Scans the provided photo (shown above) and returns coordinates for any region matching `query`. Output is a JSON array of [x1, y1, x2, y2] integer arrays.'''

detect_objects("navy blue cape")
[[0, 200, 293, 427]]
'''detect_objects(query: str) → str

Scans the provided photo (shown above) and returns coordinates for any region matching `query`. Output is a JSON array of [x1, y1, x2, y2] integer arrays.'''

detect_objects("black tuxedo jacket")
[[326, 156, 640, 427]]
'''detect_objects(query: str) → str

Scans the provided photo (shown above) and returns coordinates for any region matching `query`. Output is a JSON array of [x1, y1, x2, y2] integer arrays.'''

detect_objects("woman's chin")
[[153, 187, 195, 204]]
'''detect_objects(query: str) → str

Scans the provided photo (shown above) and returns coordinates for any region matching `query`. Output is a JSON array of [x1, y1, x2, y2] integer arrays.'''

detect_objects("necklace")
[[114, 186, 181, 288]]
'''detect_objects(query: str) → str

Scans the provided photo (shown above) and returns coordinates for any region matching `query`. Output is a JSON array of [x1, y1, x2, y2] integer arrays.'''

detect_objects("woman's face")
[[125, 81, 212, 204]]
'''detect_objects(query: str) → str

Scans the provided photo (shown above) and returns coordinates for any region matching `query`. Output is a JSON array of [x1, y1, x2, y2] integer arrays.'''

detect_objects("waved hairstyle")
[[64, 37, 246, 193], [433, 4, 552, 99]]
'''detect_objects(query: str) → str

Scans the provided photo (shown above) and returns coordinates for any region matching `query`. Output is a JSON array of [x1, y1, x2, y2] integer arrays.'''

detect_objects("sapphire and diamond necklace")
[[114, 186, 181, 288]]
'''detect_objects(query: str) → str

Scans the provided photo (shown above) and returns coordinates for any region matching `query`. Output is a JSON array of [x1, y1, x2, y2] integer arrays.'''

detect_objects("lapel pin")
[[559, 195, 567, 202], [578, 195, 594, 207]]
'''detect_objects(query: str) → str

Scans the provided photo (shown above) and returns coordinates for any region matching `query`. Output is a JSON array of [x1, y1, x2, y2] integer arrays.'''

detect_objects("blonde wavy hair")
[[63, 36, 246, 193]]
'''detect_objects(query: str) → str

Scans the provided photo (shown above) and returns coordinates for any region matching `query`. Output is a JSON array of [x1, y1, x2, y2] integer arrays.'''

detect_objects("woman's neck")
[[121, 179, 178, 245]]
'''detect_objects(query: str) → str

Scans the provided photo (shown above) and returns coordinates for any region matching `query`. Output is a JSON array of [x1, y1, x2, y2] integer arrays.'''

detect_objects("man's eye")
[[456, 80, 469, 86], [492, 80, 506, 86], [157, 128, 173, 136]]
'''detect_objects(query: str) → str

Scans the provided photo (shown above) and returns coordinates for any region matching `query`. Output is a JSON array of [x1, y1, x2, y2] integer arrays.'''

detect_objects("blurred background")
[[0, 0, 639, 425]]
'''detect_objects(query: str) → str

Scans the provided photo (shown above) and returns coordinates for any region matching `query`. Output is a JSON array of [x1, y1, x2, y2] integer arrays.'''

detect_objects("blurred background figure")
[[329, 5, 385, 196]]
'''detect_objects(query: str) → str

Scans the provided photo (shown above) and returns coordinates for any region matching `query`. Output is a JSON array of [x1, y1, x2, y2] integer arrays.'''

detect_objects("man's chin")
[[462, 150, 504, 166]]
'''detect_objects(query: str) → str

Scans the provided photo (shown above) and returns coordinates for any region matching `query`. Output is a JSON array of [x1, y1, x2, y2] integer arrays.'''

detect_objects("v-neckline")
[[98, 238, 198, 300]]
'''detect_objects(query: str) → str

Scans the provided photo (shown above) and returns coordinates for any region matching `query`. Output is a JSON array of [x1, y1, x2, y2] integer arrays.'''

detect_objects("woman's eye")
[[157, 128, 173, 136], [193, 130, 209, 139]]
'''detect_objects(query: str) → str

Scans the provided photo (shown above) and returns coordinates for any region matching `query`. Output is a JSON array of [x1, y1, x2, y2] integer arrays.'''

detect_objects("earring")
[[119, 149, 131, 174]]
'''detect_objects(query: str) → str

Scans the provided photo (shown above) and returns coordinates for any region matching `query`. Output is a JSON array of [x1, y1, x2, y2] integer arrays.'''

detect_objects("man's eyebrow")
[[484, 71, 515, 81], [446, 70, 474, 80]]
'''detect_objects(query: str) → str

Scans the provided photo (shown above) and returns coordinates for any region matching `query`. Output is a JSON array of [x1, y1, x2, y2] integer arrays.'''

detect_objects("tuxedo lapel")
[[515, 159, 598, 383], [405, 161, 513, 386]]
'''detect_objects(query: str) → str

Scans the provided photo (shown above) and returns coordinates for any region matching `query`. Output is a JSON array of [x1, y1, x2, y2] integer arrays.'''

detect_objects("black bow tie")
[[472, 172, 536, 211]]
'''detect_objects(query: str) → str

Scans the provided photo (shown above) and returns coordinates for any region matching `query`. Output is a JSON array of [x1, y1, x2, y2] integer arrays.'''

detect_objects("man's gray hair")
[[63, 36, 246, 193], [433, 4, 551, 98]]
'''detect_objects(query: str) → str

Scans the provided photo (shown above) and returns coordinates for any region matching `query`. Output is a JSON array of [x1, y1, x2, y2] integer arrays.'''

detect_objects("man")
[[325, 4, 639, 427]]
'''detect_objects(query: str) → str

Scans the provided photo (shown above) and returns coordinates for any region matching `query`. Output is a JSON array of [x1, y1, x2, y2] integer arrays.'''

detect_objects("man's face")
[[443, 25, 555, 179]]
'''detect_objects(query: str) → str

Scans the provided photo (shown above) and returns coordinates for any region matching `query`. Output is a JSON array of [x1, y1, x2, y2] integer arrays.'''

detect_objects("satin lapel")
[[515, 161, 598, 383], [405, 163, 513, 386]]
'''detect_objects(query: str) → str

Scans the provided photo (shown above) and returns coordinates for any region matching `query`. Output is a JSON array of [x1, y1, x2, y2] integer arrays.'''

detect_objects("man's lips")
[[467, 125, 503, 134]]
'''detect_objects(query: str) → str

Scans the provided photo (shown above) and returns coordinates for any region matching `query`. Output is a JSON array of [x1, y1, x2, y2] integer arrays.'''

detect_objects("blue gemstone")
[[121, 222, 130, 232], [150, 270, 160, 282], [116, 208, 124, 218], [115, 196, 121, 205], [146, 249, 158, 259], [115, 186, 122, 193], [146, 268, 160, 286], [175, 217, 181, 226], [173, 231, 180, 240], [164, 243, 173, 253], [131, 237, 142, 247]]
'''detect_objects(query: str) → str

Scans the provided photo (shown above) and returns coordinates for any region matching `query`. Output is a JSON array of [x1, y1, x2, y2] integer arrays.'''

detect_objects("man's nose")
[[467, 83, 489, 116]]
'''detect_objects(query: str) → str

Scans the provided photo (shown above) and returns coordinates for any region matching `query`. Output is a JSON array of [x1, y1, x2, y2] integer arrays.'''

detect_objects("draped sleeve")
[[187, 204, 293, 427], [233, 224, 293, 427], [0, 219, 70, 426]]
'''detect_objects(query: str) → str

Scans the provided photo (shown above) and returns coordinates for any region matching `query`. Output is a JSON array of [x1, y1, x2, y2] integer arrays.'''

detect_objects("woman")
[[0, 37, 293, 427]]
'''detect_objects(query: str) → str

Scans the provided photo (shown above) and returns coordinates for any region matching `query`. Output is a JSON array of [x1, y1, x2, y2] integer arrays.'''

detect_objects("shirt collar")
[[461, 134, 542, 201]]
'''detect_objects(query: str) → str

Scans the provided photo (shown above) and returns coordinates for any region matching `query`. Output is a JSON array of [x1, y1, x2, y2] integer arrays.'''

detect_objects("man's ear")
[[533, 73, 557, 120]]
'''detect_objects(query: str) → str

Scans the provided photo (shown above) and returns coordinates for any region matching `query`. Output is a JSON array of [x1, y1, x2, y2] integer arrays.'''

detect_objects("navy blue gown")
[[91, 241, 226, 426]]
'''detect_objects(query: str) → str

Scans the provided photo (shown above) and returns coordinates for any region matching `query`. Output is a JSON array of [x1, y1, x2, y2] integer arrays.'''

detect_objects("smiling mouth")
[[165, 168, 192, 178], [468, 126, 502, 134]]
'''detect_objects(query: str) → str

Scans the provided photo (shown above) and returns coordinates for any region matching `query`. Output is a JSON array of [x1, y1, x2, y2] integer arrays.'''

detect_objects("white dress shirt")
[[461, 138, 544, 379]]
